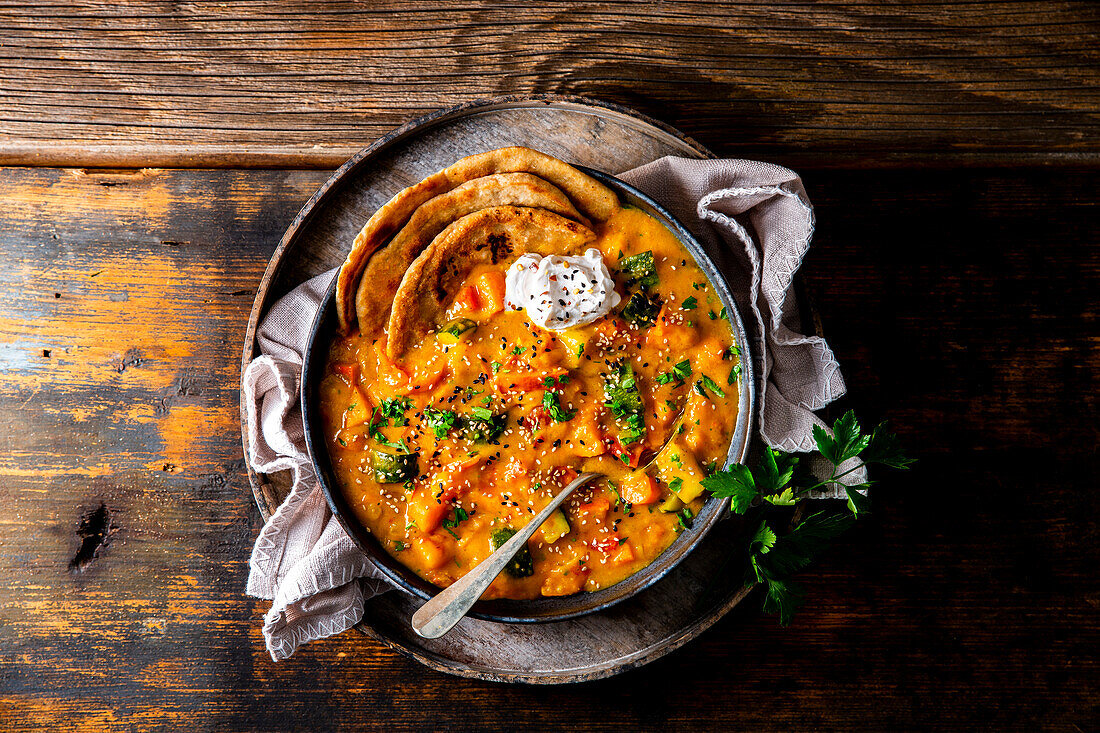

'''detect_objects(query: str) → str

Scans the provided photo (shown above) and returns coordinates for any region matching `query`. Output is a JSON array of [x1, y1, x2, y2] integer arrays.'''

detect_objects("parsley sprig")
[[702, 410, 913, 624]]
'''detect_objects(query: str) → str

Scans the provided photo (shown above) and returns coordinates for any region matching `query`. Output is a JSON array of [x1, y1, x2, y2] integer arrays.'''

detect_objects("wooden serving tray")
[[240, 95, 755, 683]]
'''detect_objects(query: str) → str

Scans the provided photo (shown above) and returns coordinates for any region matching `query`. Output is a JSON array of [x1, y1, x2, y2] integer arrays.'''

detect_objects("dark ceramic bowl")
[[301, 167, 755, 623]]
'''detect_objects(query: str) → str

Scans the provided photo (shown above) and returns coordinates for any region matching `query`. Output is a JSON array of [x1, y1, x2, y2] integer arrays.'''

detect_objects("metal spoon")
[[411, 384, 691, 638], [411, 471, 601, 639]]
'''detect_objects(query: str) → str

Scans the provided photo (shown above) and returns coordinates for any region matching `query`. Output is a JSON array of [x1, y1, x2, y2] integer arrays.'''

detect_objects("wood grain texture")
[[0, 165, 1096, 729], [0, 1, 1098, 169]]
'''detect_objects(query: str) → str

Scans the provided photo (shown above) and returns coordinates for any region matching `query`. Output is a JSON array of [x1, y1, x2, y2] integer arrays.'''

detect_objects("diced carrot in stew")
[[607, 436, 642, 467], [576, 496, 610, 522], [474, 270, 506, 316], [332, 362, 358, 381], [589, 535, 623, 554], [611, 542, 635, 565], [620, 471, 661, 505]]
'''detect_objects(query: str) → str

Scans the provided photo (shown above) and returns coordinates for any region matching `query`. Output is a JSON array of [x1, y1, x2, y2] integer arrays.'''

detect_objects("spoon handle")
[[411, 471, 601, 639]]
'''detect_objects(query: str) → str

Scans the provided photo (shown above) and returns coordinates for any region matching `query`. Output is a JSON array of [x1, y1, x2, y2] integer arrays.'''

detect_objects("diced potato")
[[343, 385, 370, 427], [556, 330, 587, 368], [572, 413, 606, 457], [411, 536, 449, 569], [540, 564, 588, 597]]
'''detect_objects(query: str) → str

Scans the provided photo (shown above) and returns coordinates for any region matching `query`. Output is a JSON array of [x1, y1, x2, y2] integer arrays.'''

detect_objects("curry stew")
[[321, 206, 743, 599]]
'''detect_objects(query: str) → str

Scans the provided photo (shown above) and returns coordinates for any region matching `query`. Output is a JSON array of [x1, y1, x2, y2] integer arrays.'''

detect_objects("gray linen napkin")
[[244, 157, 860, 661]]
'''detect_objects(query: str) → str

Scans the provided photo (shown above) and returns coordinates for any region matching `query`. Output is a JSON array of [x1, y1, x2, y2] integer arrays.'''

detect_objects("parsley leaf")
[[542, 390, 576, 422], [863, 422, 916, 469], [701, 464, 757, 514], [700, 374, 725, 398], [378, 396, 412, 426], [442, 506, 470, 539], [845, 484, 873, 517], [760, 578, 806, 626], [423, 407, 457, 439], [757, 512, 855, 579], [749, 521, 777, 555], [368, 407, 409, 452], [815, 410, 871, 465], [757, 446, 797, 495], [681, 295, 698, 310], [656, 359, 691, 386]]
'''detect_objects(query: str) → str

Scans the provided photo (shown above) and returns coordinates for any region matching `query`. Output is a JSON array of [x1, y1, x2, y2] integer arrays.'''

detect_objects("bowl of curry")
[[302, 148, 754, 623]]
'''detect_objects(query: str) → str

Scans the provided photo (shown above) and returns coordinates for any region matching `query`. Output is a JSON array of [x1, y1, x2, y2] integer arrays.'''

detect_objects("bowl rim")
[[301, 166, 755, 624]]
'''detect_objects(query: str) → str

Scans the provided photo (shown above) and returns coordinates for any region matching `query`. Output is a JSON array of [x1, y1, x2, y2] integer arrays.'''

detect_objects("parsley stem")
[[795, 462, 867, 495]]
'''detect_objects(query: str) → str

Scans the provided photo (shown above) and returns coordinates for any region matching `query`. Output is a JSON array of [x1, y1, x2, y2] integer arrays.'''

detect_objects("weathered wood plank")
[[0, 166, 1096, 729], [0, 1, 1097, 168]]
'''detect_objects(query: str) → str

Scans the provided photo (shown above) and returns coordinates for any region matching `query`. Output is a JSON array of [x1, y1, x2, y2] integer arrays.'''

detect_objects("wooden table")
[[1, 3, 1097, 729]]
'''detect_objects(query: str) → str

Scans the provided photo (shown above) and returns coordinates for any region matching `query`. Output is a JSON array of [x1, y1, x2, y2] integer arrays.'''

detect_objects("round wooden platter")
[[240, 95, 756, 684]]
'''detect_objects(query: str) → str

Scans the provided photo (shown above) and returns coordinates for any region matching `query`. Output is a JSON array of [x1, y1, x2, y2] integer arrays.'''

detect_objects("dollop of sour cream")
[[504, 248, 621, 330]]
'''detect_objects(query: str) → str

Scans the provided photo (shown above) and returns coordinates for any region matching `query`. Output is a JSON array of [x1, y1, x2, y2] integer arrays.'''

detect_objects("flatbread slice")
[[353, 172, 584, 337], [385, 206, 597, 359], [336, 146, 620, 333]]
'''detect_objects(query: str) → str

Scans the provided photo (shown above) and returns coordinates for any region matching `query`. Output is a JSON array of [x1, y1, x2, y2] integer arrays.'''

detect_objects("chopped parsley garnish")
[[681, 296, 698, 310], [393, 540, 407, 551], [423, 407, 458, 439], [668, 477, 683, 494], [378, 396, 412, 426], [719, 306, 728, 320], [368, 407, 409, 452], [603, 360, 645, 443], [677, 507, 694, 531], [728, 363, 742, 385], [442, 506, 470, 539], [511, 345, 524, 355], [700, 374, 725, 398], [656, 359, 691, 386], [542, 390, 576, 422], [708, 310, 718, 320], [491, 361, 502, 373]]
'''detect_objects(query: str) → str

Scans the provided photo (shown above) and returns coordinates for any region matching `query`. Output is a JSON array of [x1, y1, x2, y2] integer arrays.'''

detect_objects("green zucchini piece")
[[369, 449, 419, 483], [488, 527, 534, 578], [538, 509, 571, 544], [436, 318, 477, 344], [461, 411, 507, 443], [618, 250, 658, 289], [620, 289, 660, 329]]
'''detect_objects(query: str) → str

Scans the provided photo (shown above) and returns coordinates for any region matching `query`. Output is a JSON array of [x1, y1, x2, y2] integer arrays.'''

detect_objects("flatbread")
[[352, 172, 587, 338], [335, 147, 621, 333], [385, 206, 597, 359]]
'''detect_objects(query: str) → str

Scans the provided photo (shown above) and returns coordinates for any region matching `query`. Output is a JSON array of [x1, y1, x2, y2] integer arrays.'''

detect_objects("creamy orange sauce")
[[321, 206, 742, 599]]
